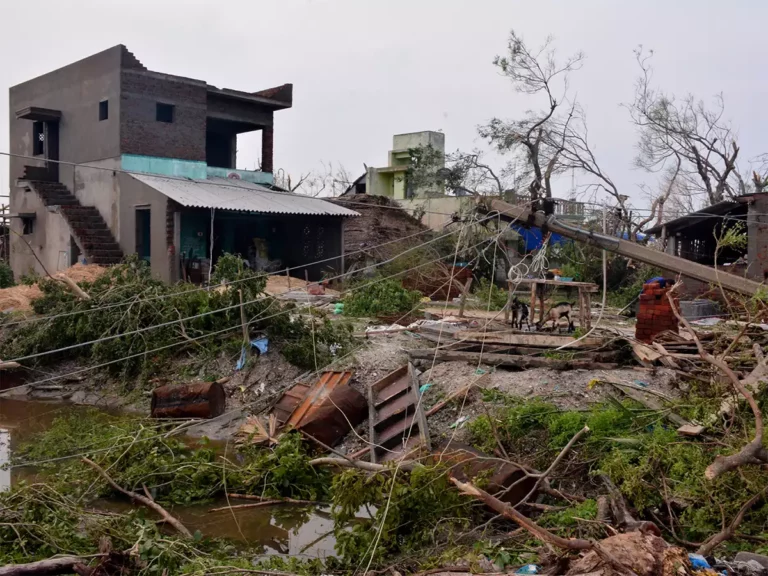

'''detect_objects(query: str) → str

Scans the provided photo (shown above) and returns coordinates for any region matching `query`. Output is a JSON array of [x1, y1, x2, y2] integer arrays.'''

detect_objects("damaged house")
[[9, 45, 357, 282], [645, 192, 768, 292]]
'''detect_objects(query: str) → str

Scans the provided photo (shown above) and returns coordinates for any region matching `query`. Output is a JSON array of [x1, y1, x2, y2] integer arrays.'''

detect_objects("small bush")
[[0, 261, 13, 288], [343, 278, 422, 317], [472, 276, 508, 310]]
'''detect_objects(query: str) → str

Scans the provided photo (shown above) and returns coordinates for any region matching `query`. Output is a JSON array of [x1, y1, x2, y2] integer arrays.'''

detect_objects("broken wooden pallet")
[[367, 363, 431, 463], [454, 330, 605, 349]]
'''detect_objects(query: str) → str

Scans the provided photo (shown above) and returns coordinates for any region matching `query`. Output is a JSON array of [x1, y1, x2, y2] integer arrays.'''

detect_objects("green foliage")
[[343, 278, 423, 317], [266, 306, 355, 370], [0, 261, 13, 288], [0, 254, 269, 378], [473, 276, 508, 310], [15, 410, 330, 505], [467, 393, 768, 548], [330, 465, 472, 567], [0, 253, 354, 376]]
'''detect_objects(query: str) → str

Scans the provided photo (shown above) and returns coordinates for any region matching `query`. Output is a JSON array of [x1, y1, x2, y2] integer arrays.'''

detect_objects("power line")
[[4, 215, 501, 365], [5, 227, 502, 396], [8, 213, 514, 470], [0, 212, 464, 328]]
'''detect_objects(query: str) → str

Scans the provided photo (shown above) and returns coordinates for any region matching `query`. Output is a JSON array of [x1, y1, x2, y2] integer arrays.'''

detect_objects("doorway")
[[136, 208, 151, 263]]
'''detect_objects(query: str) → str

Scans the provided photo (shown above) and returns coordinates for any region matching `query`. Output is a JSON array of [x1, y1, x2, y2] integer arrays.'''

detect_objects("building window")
[[33, 122, 44, 156], [99, 100, 109, 121], [156, 103, 174, 123], [21, 216, 35, 235]]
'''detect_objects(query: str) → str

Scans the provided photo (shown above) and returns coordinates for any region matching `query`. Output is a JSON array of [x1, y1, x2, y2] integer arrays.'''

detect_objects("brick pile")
[[635, 281, 678, 343]]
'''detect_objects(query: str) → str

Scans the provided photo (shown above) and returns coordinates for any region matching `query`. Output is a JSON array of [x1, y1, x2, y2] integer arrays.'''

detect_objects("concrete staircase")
[[24, 180, 124, 266]]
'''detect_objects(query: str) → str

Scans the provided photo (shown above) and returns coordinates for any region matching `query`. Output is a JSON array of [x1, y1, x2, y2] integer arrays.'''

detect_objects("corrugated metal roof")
[[130, 174, 360, 217]]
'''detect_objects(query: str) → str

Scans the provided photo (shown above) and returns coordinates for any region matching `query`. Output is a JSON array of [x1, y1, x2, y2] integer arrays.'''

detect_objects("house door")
[[136, 209, 151, 263]]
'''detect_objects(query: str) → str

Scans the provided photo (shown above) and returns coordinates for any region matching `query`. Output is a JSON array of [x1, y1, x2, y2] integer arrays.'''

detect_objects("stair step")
[[377, 413, 418, 448], [28, 180, 124, 264], [374, 377, 411, 407], [86, 250, 123, 258], [89, 257, 123, 265], [83, 242, 121, 251], [374, 392, 416, 430]]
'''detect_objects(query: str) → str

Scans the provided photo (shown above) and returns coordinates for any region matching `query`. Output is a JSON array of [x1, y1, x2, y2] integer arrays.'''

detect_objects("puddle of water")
[[0, 399, 337, 557], [96, 497, 336, 557]]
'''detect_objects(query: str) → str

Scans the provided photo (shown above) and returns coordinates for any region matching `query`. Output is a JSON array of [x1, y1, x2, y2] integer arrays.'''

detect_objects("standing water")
[[0, 399, 337, 558]]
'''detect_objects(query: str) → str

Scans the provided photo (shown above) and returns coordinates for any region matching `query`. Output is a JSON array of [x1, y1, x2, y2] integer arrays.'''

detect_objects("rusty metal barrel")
[[151, 382, 226, 419]]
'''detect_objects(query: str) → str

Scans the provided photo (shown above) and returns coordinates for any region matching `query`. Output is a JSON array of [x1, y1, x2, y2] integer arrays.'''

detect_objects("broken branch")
[[697, 486, 768, 556], [82, 457, 192, 539], [450, 478, 638, 576], [665, 285, 768, 479], [0, 556, 94, 576]]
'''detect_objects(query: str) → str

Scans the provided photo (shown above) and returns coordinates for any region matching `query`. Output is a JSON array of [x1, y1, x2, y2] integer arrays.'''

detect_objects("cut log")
[[408, 349, 618, 370], [454, 330, 605, 349], [0, 556, 88, 576]]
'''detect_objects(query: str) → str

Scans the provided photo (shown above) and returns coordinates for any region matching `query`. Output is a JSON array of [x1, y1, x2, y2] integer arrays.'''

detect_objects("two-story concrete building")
[[9, 45, 357, 282]]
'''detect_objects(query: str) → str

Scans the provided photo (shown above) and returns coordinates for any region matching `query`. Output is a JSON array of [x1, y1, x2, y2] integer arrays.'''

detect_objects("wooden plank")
[[631, 341, 662, 367], [607, 381, 691, 429], [370, 365, 408, 394], [408, 362, 431, 450], [515, 278, 600, 292], [408, 349, 618, 370], [454, 330, 604, 349], [367, 384, 377, 464]]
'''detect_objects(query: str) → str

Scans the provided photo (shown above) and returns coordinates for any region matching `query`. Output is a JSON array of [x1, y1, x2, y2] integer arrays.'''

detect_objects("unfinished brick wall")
[[635, 281, 678, 343], [120, 69, 207, 161]]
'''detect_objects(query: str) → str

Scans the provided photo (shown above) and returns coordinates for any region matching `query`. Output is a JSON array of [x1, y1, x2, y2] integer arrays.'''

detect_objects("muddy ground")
[[1, 306, 677, 450]]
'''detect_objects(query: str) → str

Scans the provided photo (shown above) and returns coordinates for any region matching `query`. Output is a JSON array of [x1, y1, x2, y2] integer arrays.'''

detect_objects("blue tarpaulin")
[[510, 224, 567, 251]]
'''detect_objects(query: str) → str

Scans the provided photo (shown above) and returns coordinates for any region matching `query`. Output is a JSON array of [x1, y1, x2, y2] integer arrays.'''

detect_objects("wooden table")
[[507, 279, 599, 330]]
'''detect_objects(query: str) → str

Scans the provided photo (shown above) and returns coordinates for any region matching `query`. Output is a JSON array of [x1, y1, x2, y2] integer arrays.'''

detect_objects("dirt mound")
[[0, 264, 107, 312], [0, 284, 43, 312], [56, 263, 106, 284]]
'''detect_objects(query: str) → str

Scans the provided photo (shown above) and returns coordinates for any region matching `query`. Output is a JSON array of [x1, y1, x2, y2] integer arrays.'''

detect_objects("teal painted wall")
[[121, 154, 207, 179], [180, 211, 210, 260]]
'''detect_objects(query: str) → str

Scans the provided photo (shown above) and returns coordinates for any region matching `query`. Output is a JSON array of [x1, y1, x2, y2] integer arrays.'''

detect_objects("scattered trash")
[[365, 324, 406, 334], [475, 368, 487, 375], [419, 383, 433, 395], [689, 554, 711, 571], [515, 564, 540, 574], [449, 415, 470, 429], [251, 337, 269, 355], [633, 379, 648, 388], [691, 317, 722, 326], [334, 302, 344, 314], [235, 346, 248, 371]]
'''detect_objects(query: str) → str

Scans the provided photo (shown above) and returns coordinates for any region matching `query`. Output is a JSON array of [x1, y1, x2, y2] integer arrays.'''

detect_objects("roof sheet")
[[644, 200, 741, 235], [130, 174, 359, 217]]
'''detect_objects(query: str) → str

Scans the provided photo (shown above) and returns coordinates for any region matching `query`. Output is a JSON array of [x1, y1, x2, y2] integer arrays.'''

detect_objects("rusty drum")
[[151, 381, 226, 419]]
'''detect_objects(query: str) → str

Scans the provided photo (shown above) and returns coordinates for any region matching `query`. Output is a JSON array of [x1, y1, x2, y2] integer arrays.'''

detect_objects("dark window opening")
[[21, 216, 35, 235], [99, 100, 109, 121], [156, 103, 174, 123], [32, 122, 44, 156], [136, 209, 151, 263], [206, 131, 235, 169]]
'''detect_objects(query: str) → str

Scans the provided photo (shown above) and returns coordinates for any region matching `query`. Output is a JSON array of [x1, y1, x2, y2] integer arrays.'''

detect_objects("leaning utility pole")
[[481, 198, 762, 297]]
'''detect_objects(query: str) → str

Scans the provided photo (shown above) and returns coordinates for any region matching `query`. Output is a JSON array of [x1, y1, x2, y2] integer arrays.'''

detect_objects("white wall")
[[73, 157, 121, 236]]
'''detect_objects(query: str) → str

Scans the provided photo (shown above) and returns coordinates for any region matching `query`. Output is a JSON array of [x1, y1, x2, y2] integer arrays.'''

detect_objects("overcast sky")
[[2, 0, 767, 210]]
